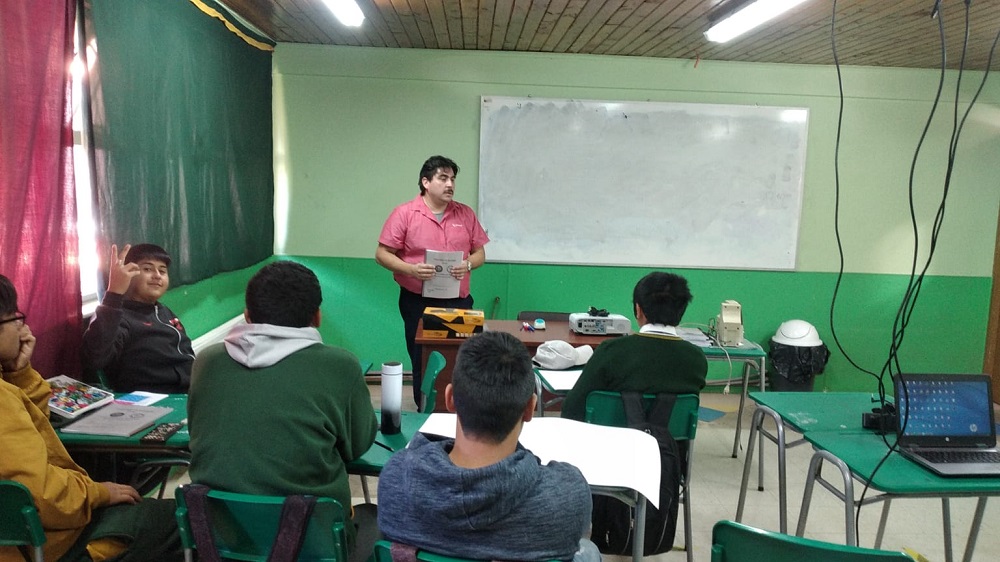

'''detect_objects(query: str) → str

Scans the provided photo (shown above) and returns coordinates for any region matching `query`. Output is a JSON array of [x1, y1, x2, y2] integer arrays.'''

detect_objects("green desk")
[[700, 339, 768, 458], [59, 396, 425, 481], [798, 430, 998, 562], [736, 392, 877, 532], [347, 410, 428, 476], [58, 395, 190, 453]]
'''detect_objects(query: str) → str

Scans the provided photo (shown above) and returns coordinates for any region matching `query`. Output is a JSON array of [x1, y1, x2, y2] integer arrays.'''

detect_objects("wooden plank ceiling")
[[219, 0, 1000, 69]]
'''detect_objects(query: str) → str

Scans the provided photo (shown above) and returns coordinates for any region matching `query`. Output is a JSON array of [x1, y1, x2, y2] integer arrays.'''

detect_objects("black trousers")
[[397, 288, 473, 405]]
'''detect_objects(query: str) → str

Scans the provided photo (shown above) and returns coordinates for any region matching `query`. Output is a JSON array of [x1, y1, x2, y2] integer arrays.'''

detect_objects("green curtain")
[[86, 0, 273, 286]]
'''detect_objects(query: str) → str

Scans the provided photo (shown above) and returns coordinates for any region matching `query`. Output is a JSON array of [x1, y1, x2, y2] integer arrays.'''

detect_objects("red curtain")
[[0, 0, 83, 378]]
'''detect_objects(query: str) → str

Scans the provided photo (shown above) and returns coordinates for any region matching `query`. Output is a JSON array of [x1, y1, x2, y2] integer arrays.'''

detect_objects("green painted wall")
[[163, 254, 991, 392], [165, 45, 1000, 392]]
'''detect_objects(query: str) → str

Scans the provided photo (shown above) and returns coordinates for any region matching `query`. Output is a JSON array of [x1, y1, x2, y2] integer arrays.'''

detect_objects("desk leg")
[[730, 358, 766, 459], [633, 496, 646, 562], [962, 497, 987, 562], [731, 362, 752, 458], [737, 406, 788, 530], [942, 498, 954, 562], [797, 450, 857, 546], [874, 499, 890, 548], [735, 408, 762, 524]]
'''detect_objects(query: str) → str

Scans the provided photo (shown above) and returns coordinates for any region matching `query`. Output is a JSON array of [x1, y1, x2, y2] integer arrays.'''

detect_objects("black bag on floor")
[[591, 391, 682, 556]]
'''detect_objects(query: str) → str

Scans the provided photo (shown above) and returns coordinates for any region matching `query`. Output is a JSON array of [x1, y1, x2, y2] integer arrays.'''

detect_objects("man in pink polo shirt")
[[376, 156, 490, 405]]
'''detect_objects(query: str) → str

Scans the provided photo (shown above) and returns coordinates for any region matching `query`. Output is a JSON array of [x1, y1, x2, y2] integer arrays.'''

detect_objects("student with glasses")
[[0, 274, 183, 561]]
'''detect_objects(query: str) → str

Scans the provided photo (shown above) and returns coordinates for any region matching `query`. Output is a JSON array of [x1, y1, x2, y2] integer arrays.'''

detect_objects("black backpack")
[[590, 391, 683, 556]]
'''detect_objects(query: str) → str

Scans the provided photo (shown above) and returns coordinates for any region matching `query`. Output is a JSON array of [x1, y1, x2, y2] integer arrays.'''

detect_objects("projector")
[[569, 312, 631, 335]]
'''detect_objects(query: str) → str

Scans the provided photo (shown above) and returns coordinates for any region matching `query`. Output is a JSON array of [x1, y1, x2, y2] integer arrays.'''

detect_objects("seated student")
[[561, 271, 709, 421], [187, 261, 379, 562], [82, 243, 194, 394], [378, 331, 600, 562], [0, 274, 182, 562]]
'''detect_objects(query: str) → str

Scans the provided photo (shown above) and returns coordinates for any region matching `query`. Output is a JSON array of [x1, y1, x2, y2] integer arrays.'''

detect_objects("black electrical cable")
[[827, 0, 1000, 543], [827, 0, 878, 381]]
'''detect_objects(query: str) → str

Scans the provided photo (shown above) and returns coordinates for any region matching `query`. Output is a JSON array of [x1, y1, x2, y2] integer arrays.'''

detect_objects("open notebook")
[[894, 373, 1000, 477]]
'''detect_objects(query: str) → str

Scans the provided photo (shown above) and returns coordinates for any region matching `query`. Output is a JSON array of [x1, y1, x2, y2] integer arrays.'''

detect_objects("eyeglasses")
[[0, 313, 26, 327]]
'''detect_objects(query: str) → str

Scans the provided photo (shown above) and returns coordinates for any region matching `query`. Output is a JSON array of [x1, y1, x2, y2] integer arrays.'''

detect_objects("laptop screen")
[[894, 373, 996, 448]]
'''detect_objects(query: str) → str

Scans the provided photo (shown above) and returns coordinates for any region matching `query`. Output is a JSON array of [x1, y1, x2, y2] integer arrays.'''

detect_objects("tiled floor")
[[170, 388, 1000, 561]]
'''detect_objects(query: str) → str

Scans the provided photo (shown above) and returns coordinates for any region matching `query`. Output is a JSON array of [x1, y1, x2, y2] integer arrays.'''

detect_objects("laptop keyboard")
[[918, 450, 1000, 464]]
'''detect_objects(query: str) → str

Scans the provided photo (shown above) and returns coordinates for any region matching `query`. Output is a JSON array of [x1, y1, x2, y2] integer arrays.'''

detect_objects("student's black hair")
[[124, 244, 172, 267], [245, 261, 322, 328], [632, 271, 693, 326], [418, 155, 459, 195], [0, 275, 18, 317], [451, 331, 535, 443]]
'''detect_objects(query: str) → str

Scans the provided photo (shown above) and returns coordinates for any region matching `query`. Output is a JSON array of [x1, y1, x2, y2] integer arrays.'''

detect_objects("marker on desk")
[[520, 322, 535, 332]]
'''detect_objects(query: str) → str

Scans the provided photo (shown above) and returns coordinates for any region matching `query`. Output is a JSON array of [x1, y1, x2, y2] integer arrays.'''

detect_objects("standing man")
[[376, 155, 489, 405]]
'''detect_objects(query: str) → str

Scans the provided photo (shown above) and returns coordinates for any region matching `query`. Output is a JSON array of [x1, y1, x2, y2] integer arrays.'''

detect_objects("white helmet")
[[771, 319, 823, 347]]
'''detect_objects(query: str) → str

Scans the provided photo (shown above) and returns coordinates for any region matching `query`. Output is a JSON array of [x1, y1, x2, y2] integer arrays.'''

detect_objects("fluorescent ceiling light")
[[322, 0, 365, 27], [704, 0, 809, 44]]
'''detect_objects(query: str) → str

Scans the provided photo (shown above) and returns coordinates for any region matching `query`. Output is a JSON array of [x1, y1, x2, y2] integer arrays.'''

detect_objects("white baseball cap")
[[533, 340, 594, 370]]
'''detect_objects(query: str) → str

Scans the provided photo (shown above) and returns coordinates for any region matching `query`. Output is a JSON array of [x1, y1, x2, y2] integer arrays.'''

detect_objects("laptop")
[[894, 373, 1000, 477]]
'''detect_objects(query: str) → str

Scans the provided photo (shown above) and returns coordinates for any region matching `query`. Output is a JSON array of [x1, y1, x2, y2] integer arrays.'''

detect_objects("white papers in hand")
[[422, 249, 463, 298]]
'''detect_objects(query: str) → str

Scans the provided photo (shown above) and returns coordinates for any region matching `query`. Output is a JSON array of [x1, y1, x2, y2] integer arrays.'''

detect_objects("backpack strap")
[[646, 393, 678, 429], [390, 542, 420, 562], [183, 484, 222, 562], [621, 391, 677, 429], [267, 495, 318, 562], [620, 391, 648, 427]]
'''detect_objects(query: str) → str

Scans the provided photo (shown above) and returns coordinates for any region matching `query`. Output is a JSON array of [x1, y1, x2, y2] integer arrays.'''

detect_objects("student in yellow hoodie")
[[0, 274, 181, 562]]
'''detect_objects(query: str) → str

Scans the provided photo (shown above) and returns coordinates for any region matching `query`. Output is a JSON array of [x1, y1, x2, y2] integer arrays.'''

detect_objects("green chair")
[[711, 520, 916, 562], [419, 351, 447, 413], [584, 391, 700, 562], [0, 480, 46, 562], [174, 484, 348, 562]]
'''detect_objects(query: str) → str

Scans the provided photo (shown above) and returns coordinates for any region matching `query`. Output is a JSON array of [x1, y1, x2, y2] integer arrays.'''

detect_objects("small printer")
[[569, 312, 631, 335]]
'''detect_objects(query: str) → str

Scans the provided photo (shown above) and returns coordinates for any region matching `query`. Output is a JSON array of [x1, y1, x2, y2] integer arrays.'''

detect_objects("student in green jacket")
[[561, 271, 708, 421], [187, 261, 378, 562]]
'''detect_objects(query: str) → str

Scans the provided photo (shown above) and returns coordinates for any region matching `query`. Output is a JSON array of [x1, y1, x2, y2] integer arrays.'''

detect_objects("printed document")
[[422, 250, 463, 299]]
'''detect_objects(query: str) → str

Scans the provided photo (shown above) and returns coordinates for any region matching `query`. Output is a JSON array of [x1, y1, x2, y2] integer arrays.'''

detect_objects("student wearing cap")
[[375, 155, 490, 404], [560, 271, 708, 421], [82, 243, 194, 394]]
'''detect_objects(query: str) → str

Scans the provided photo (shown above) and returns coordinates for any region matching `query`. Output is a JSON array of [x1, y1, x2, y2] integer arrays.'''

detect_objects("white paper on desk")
[[422, 250, 463, 298], [418, 414, 661, 508], [676, 327, 714, 347], [537, 369, 582, 392]]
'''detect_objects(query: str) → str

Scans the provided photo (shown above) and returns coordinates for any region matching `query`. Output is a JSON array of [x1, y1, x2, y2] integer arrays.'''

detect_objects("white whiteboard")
[[478, 96, 809, 270]]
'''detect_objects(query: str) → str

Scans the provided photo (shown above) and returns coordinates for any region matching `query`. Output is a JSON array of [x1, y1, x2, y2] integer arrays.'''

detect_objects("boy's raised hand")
[[107, 243, 140, 295]]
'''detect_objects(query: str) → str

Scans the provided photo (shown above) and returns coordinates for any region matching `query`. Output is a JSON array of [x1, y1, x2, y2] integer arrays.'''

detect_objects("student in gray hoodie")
[[377, 331, 600, 561], [187, 260, 378, 562]]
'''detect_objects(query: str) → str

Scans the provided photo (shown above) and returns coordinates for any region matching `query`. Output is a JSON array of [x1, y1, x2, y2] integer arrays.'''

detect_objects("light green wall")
[[168, 45, 1000, 391], [272, 45, 1000, 277]]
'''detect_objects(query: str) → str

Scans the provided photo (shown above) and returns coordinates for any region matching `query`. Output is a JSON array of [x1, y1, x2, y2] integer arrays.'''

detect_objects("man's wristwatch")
[[467, 261, 473, 272]]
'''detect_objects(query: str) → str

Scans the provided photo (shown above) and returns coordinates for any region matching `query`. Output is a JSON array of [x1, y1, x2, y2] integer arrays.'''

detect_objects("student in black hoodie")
[[82, 243, 194, 394]]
